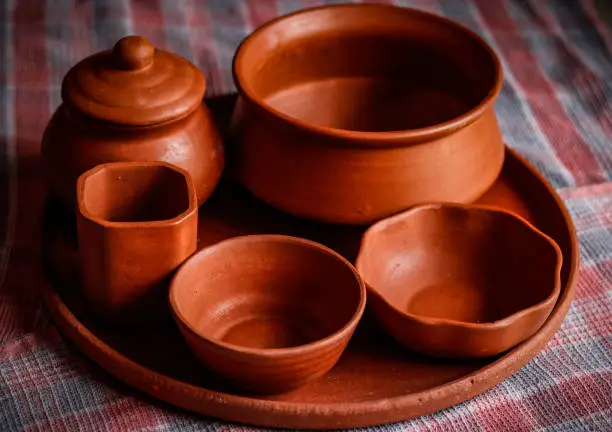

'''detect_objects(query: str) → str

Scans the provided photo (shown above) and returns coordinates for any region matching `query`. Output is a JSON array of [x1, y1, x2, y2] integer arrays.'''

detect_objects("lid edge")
[[60, 41, 207, 126]]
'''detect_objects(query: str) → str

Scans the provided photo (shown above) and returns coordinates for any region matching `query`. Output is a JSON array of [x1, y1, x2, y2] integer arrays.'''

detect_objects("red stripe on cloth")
[[34, 397, 165, 432], [559, 183, 612, 232], [527, 0, 612, 151], [245, 0, 278, 29], [130, 0, 166, 49], [12, 4, 48, 91], [0, 325, 61, 357], [0, 329, 89, 391], [71, 0, 94, 58], [570, 212, 612, 233], [99, 398, 166, 431], [474, 372, 612, 430], [186, 1, 225, 95], [547, 267, 612, 349], [559, 182, 612, 199], [474, 396, 536, 432], [528, 0, 601, 85], [1, 1, 50, 341], [12, 2, 49, 157], [576, 266, 612, 302], [11, 0, 49, 249], [473, 0, 606, 186], [540, 373, 612, 423], [548, 322, 611, 351]]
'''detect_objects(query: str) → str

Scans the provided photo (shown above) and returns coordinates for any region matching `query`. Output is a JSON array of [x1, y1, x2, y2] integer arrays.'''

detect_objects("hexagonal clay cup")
[[169, 235, 367, 394], [77, 161, 198, 324], [355, 203, 563, 359]]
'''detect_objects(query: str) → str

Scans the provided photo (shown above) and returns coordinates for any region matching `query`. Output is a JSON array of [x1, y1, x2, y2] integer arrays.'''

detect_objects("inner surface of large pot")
[[238, 8, 499, 132]]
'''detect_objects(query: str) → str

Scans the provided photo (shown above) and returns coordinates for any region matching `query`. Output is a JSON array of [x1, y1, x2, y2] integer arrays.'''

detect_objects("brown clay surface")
[[231, 4, 505, 224], [169, 235, 366, 394], [41, 147, 578, 429], [356, 204, 563, 358], [41, 35, 224, 207], [76, 162, 198, 324]]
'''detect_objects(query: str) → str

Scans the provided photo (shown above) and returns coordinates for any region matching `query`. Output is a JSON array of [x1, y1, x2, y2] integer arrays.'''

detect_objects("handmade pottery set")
[[40, 4, 578, 429]]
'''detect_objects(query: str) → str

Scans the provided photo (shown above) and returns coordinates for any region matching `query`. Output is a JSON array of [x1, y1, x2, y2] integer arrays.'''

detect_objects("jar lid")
[[61, 35, 206, 126]]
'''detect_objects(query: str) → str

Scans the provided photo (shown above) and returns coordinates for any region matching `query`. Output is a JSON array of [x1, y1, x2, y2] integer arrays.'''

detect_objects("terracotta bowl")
[[231, 4, 504, 224], [355, 204, 563, 358], [169, 235, 366, 394]]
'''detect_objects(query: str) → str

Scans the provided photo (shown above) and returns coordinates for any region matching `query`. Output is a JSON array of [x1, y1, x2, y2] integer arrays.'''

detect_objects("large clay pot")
[[42, 35, 224, 208], [231, 4, 504, 225]]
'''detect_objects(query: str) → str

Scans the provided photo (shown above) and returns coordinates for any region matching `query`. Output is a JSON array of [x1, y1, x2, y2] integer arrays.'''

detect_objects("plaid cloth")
[[1, 0, 611, 430]]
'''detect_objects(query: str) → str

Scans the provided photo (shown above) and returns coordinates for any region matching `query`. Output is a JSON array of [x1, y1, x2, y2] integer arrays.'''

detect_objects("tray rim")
[[40, 147, 579, 429]]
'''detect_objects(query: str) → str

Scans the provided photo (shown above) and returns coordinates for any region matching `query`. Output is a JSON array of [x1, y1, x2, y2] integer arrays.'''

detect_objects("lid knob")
[[63, 34, 206, 125], [113, 35, 154, 70]]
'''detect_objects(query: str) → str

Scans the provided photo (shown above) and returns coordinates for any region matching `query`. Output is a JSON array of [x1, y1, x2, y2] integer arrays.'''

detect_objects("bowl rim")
[[232, 3, 503, 146], [355, 202, 564, 329], [169, 234, 367, 358], [76, 161, 198, 229]]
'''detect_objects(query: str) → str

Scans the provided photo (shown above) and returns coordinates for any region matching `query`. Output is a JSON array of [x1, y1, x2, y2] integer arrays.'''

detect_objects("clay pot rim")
[[76, 161, 198, 229], [355, 202, 563, 330], [169, 234, 367, 358], [232, 4, 503, 147]]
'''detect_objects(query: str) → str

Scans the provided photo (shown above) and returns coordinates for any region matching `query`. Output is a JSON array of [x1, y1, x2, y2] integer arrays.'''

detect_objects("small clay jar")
[[76, 161, 198, 323], [231, 4, 504, 224], [42, 35, 224, 209]]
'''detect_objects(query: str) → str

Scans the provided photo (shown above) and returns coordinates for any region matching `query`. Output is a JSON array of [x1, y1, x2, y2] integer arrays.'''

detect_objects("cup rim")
[[76, 161, 198, 229], [169, 234, 367, 358], [232, 3, 503, 147], [355, 202, 564, 330]]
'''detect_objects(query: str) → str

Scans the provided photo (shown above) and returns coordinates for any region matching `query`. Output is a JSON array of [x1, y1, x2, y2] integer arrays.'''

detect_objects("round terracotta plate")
[[41, 147, 578, 430]]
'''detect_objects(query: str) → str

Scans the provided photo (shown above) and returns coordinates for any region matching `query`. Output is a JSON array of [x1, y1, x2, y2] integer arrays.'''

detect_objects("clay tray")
[[41, 146, 578, 429]]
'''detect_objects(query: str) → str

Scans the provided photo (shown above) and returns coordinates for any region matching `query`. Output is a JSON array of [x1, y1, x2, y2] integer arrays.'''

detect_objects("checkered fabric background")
[[1, 0, 611, 431]]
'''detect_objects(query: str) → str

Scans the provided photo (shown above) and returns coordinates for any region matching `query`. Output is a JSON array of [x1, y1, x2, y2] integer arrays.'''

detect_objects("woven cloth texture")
[[1, 0, 611, 431]]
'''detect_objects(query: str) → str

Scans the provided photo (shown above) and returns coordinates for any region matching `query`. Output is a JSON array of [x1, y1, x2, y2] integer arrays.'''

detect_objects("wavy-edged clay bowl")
[[355, 203, 563, 358], [231, 4, 504, 224], [169, 235, 367, 394]]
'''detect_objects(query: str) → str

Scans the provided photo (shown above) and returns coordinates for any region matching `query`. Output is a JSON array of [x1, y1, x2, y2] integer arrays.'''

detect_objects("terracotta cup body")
[[231, 4, 505, 225], [42, 35, 224, 209], [169, 235, 367, 394], [355, 204, 563, 358], [77, 161, 198, 323]]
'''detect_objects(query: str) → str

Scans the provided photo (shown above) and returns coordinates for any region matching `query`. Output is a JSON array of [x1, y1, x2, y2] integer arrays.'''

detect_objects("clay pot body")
[[43, 105, 223, 208], [231, 4, 504, 225], [42, 36, 224, 208], [169, 235, 366, 394], [77, 161, 198, 323], [355, 204, 563, 358]]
